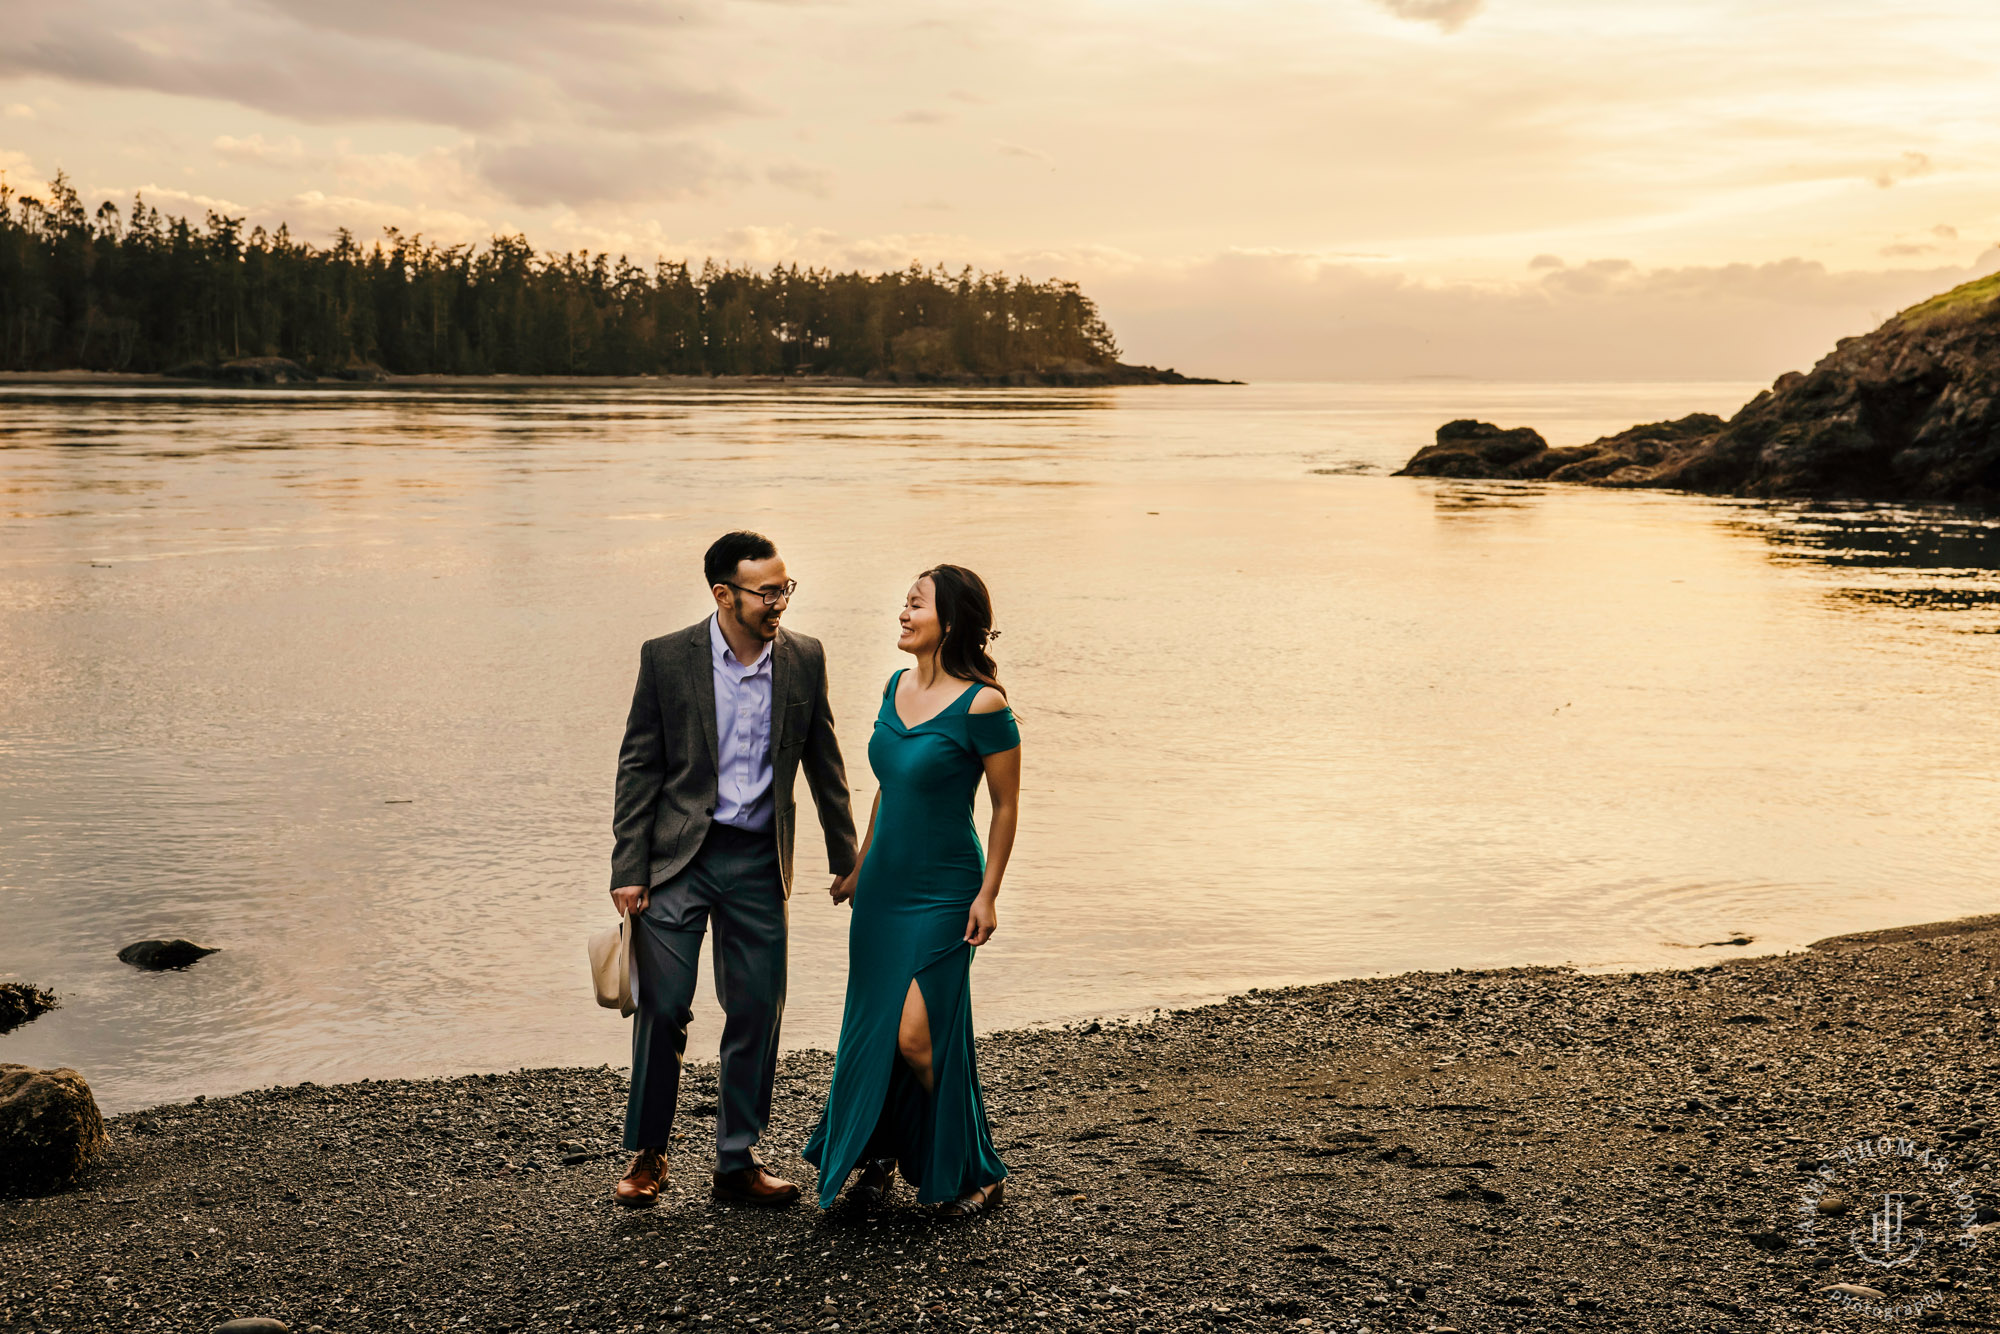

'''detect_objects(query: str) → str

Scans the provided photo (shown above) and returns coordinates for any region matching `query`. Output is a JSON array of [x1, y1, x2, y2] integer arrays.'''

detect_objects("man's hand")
[[829, 871, 857, 905], [964, 893, 997, 946], [611, 884, 649, 916]]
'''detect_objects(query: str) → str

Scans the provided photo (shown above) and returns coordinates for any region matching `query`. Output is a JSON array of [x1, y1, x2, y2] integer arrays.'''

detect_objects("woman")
[[802, 564, 1021, 1217]]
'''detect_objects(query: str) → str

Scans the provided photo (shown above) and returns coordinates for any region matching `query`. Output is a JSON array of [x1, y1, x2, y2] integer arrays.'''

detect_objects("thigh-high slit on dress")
[[802, 670, 1019, 1207]]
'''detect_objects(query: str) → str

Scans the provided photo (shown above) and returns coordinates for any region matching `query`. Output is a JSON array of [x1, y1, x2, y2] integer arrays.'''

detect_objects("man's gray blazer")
[[612, 620, 858, 898]]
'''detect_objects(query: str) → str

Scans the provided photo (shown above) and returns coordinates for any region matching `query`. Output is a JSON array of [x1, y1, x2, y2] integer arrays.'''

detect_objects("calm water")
[[2, 381, 1997, 1113]]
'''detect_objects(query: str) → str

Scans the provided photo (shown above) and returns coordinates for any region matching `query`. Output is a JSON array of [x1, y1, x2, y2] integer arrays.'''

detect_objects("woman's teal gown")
[[803, 670, 1019, 1207]]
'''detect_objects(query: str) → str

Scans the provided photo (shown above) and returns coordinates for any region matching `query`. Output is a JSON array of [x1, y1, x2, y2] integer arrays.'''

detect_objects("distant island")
[[1397, 270, 2000, 502], [0, 173, 1226, 386]]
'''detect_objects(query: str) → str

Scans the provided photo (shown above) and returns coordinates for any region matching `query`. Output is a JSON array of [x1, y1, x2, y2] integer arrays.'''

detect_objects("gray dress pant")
[[622, 821, 787, 1171]]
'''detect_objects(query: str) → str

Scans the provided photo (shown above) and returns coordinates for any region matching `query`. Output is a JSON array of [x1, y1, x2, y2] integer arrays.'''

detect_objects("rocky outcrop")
[[117, 939, 219, 970], [0, 1064, 108, 1195], [1400, 414, 1725, 483], [0, 983, 58, 1035], [1398, 271, 2000, 500], [1397, 419, 1553, 478]]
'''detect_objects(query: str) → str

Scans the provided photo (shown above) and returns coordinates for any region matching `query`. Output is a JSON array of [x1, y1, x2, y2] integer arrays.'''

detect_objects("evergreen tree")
[[0, 174, 1126, 379]]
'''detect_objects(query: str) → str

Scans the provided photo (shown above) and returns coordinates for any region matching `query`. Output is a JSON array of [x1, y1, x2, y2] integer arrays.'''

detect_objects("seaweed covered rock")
[[0, 983, 59, 1035], [0, 1064, 108, 1195]]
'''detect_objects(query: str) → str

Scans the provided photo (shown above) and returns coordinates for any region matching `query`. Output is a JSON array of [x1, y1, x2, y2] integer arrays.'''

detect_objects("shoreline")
[[4, 912, 1997, 1332], [0, 367, 1238, 391]]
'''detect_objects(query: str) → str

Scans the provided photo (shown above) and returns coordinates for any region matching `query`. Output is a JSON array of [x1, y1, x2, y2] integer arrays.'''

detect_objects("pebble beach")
[[4, 914, 1997, 1334]]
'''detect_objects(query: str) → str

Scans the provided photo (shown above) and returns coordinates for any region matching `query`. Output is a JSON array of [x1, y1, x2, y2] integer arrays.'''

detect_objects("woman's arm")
[[965, 693, 1020, 945], [831, 790, 881, 904]]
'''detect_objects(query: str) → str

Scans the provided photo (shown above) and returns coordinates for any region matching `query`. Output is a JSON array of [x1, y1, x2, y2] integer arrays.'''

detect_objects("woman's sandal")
[[844, 1158, 897, 1210], [938, 1179, 1005, 1218]]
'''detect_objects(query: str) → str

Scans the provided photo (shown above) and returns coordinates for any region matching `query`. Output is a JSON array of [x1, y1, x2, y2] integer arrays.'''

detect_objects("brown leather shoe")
[[712, 1164, 802, 1206], [614, 1149, 667, 1208]]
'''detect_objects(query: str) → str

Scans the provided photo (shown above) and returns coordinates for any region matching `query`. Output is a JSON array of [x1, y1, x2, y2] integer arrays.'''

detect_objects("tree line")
[[0, 172, 1123, 378]]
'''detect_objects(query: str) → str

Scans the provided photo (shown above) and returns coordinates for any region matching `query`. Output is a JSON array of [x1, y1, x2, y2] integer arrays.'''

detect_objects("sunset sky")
[[5, 0, 1998, 379]]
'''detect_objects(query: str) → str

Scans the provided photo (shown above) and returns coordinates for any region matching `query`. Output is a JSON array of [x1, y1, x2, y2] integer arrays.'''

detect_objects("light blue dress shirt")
[[708, 613, 776, 832]]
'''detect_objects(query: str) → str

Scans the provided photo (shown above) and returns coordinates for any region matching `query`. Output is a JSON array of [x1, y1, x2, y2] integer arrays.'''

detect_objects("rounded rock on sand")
[[0, 1064, 110, 1195]]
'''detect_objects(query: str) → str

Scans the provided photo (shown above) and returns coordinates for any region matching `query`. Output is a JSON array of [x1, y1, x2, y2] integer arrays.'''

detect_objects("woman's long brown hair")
[[919, 564, 1004, 696]]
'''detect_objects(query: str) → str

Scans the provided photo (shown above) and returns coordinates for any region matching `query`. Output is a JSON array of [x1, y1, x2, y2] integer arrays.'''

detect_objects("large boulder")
[[1396, 420, 1553, 478], [1396, 270, 2000, 500], [0, 983, 59, 1035], [118, 939, 219, 970], [0, 1064, 109, 1195]]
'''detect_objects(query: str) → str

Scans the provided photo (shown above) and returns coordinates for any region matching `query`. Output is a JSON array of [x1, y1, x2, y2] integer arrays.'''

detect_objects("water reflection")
[[4, 380, 1996, 1112], [1748, 502, 2000, 569], [1726, 503, 2000, 632]]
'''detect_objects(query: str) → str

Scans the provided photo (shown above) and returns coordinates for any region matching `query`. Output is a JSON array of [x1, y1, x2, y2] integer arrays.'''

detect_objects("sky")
[[4, 0, 1999, 380]]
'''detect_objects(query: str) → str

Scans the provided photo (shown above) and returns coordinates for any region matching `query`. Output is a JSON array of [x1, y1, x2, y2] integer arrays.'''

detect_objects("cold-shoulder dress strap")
[[883, 668, 907, 701], [964, 699, 1021, 755]]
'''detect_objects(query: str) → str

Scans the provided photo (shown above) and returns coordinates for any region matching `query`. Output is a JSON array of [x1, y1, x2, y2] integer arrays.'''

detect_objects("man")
[[609, 531, 858, 1208]]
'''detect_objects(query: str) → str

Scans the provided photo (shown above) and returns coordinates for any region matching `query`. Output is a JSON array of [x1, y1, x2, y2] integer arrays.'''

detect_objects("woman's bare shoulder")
[[969, 686, 1009, 714]]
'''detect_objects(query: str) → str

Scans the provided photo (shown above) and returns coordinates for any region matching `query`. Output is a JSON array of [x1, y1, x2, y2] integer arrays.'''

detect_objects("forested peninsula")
[[0, 174, 1218, 385]]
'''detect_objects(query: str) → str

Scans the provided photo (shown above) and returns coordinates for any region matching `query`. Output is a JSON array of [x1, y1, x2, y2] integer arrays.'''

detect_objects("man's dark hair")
[[704, 531, 778, 588]]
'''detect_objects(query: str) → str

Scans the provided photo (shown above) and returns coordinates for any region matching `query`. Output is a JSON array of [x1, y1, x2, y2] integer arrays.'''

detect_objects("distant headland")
[[0, 172, 1230, 387], [1398, 270, 2000, 502]]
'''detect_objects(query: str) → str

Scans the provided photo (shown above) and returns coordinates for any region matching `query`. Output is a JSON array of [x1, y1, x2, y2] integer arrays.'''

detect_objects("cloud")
[[1527, 253, 1565, 270], [0, 149, 43, 184], [272, 189, 495, 244], [4, 103, 35, 119], [3, 6, 520, 129], [766, 161, 834, 198], [1932, 223, 1959, 240], [214, 134, 315, 168], [892, 109, 951, 125], [474, 136, 735, 207], [1375, 0, 1483, 32], [1082, 248, 2000, 381], [1872, 150, 1934, 189], [328, 144, 481, 197], [0, 0, 754, 133], [996, 141, 1053, 165], [97, 183, 246, 216]]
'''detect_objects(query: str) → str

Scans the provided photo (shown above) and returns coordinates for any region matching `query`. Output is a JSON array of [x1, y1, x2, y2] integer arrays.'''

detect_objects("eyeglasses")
[[724, 579, 797, 608]]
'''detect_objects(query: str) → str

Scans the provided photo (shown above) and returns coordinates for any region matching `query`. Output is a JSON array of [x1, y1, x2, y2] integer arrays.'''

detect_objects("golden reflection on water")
[[1, 382, 1996, 1111]]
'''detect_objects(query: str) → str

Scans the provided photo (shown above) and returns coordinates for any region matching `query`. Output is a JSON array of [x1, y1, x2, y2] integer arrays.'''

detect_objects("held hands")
[[829, 871, 857, 905], [611, 884, 649, 916], [963, 893, 998, 947]]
